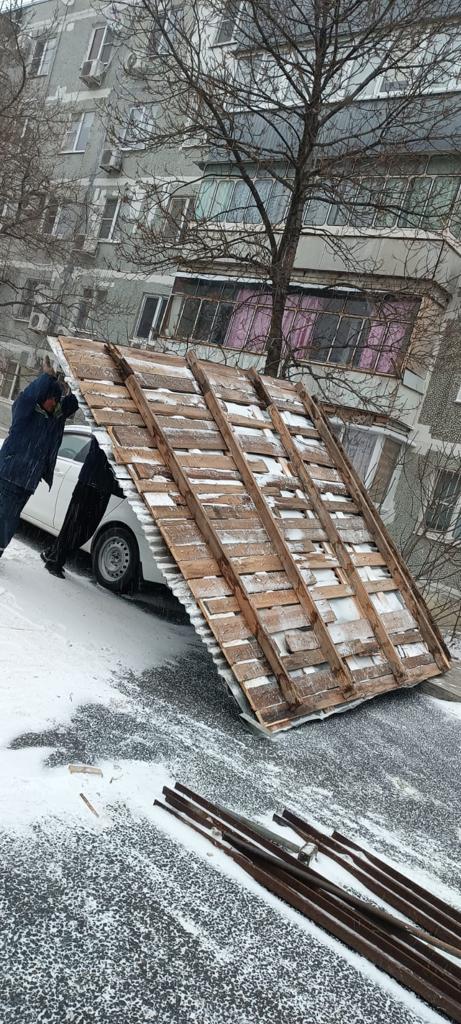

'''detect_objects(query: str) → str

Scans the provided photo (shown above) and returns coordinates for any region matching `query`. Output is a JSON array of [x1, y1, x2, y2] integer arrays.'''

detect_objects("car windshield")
[[58, 433, 91, 462]]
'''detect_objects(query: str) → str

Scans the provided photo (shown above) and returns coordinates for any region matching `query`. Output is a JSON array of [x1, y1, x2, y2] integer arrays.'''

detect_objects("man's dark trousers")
[[0, 479, 32, 552], [44, 481, 110, 570]]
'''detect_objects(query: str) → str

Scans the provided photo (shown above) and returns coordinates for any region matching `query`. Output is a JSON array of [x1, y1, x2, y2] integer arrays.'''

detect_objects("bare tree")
[[111, 0, 461, 386]]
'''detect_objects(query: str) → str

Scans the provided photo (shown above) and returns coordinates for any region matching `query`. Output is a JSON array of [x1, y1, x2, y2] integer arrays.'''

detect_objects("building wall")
[[0, 0, 191, 375]]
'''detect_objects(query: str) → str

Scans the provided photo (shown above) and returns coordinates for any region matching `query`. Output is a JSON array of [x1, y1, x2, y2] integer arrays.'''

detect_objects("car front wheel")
[[92, 525, 140, 593]]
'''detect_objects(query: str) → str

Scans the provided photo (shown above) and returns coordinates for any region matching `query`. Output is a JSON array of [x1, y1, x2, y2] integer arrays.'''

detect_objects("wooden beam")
[[250, 371, 408, 685], [295, 384, 450, 672], [104, 343, 301, 709], [186, 351, 355, 697]]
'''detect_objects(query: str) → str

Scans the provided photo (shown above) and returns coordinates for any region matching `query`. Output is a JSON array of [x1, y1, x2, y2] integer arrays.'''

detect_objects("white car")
[[1, 424, 163, 592]]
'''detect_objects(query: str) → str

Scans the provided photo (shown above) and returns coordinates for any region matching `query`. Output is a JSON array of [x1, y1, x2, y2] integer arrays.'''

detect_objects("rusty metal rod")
[[170, 786, 461, 959], [155, 795, 461, 1022], [280, 809, 461, 950]]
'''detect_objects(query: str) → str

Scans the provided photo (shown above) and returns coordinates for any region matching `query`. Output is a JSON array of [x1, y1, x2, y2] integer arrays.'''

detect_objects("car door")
[[52, 433, 92, 531], [22, 431, 90, 533]]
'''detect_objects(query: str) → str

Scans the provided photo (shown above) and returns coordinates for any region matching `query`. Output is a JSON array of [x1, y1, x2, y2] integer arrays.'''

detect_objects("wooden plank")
[[162, 430, 227, 451], [243, 571, 293, 594], [296, 383, 450, 672], [91, 408, 145, 427], [202, 589, 299, 615], [138, 371, 198, 393], [221, 638, 263, 664], [110, 425, 155, 448], [106, 343, 301, 708], [300, 448, 335, 468], [259, 605, 310, 632], [283, 649, 328, 671], [208, 614, 253, 643], [233, 659, 271, 683], [351, 552, 387, 567], [187, 353, 355, 697], [86, 395, 138, 411], [188, 576, 232, 599], [284, 631, 321, 653], [147, 504, 193, 520], [158, 415, 216, 432], [113, 446, 163, 465]]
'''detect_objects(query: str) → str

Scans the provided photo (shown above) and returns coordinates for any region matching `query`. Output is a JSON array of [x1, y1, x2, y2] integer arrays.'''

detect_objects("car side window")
[[58, 434, 91, 462]]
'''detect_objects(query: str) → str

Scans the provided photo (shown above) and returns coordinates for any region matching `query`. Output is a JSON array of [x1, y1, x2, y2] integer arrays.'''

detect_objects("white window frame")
[[134, 294, 168, 341], [29, 35, 57, 77], [61, 112, 94, 154], [97, 195, 121, 241], [74, 286, 108, 333], [423, 468, 461, 539], [214, 1, 241, 45], [86, 25, 113, 65], [15, 279, 45, 321], [120, 106, 154, 151]]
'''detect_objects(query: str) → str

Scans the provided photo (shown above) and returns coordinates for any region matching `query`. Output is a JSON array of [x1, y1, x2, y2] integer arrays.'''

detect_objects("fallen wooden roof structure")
[[51, 336, 450, 734]]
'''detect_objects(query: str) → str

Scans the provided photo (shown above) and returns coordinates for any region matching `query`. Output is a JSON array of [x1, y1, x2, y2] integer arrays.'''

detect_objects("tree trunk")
[[263, 278, 288, 377]]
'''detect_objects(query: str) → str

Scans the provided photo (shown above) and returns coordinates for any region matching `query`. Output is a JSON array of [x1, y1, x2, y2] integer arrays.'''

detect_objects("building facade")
[[1, 0, 460, 618], [0, 0, 192, 394]]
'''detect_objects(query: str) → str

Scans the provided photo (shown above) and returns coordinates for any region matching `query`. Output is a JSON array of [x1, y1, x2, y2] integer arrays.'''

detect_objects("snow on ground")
[[1, 536, 461, 1024], [0, 537, 191, 830]]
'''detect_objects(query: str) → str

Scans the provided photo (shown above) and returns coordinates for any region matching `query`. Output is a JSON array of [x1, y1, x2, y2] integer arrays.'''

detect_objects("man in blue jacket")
[[0, 361, 78, 557]]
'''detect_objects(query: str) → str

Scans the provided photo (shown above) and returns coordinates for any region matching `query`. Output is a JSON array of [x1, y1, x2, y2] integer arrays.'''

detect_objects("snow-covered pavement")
[[0, 536, 460, 1024]]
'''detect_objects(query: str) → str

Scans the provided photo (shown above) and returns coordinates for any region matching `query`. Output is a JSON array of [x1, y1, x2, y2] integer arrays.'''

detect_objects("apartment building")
[[0, 0, 192, 394], [150, 3, 461, 610], [0, 0, 460, 610]]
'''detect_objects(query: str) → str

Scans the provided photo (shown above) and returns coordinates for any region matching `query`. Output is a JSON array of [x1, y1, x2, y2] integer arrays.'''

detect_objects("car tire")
[[92, 525, 140, 594]]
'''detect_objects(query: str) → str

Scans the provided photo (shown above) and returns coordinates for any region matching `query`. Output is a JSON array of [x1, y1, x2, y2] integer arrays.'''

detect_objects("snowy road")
[[0, 535, 460, 1024]]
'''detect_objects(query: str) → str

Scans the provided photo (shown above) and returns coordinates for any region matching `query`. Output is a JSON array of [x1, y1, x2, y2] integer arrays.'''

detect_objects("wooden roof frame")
[[51, 336, 450, 734]]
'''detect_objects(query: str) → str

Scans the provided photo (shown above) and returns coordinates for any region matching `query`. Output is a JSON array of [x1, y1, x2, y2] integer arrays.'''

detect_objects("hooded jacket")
[[0, 373, 79, 493], [78, 436, 124, 497]]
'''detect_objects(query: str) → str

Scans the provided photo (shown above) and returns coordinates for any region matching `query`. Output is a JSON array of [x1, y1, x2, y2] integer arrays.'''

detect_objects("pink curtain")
[[223, 288, 418, 369]]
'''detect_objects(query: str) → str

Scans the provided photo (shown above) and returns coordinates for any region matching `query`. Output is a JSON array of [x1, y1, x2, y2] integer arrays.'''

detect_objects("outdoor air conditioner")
[[125, 52, 149, 77], [100, 148, 123, 174], [28, 311, 50, 334], [80, 59, 106, 87]]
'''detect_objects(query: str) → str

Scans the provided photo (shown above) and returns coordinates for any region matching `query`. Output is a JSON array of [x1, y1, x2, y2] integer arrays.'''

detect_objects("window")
[[29, 36, 57, 77], [75, 287, 108, 333], [148, 14, 168, 54], [61, 112, 94, 154], [195, 175, 289, 225], [215, 1, 241, 44], [16, 279, 45, 321], [135, 295, 168, 340], [170, 281, 238, 346], [425, 470, 461, 533], [58, 433, 92, 462], [170, 281, 418, 373], [369, 438, 401, 506], [87, 25, 113, 64], [302, 159, 461, 238], [160, 195, 190, 240], [121, 106, 155, 150], [147, 8, 183, 54], [98, 197, 120, 240]]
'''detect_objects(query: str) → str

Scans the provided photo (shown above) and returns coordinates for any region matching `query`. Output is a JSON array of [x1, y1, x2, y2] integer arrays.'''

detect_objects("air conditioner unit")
[[80, 59, 106, 87], [125, 52, 149, 77], [28, 311, 50, 334], [100, 148, 123, 174]]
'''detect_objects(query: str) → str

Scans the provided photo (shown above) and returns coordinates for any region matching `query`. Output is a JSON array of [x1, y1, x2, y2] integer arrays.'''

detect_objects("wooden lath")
[[52, 336, 449, 733]]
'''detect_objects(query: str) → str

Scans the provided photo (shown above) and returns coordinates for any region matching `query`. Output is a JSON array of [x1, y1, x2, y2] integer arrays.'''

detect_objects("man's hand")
[[43, 355, 57, 377]]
